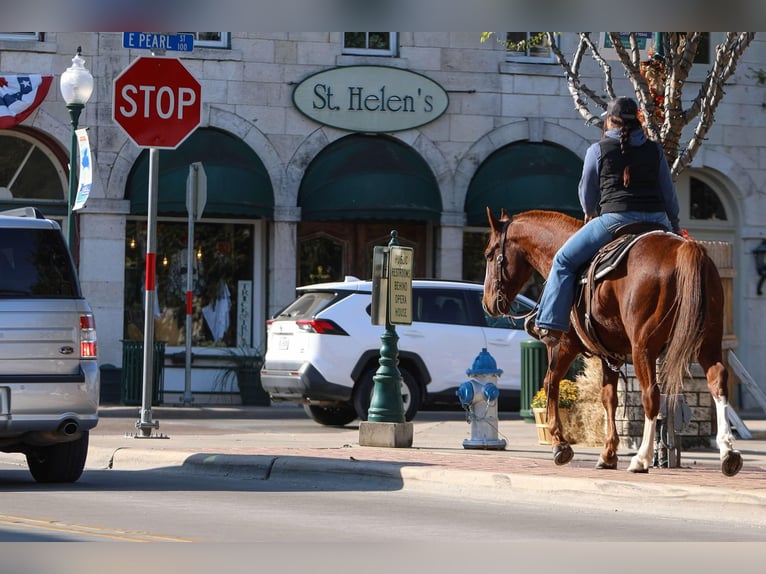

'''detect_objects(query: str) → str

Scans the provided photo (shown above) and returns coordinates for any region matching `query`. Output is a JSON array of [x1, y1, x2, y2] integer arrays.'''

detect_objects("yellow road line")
[[0, 513, 200, 542]]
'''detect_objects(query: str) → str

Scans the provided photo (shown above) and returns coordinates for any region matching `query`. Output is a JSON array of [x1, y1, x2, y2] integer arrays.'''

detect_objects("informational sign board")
[[371, 244, 413, 326], [388, 246, 413, 325]]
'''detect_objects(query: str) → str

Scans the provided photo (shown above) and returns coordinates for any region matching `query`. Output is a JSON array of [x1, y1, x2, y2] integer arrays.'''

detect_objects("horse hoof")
[[722, 451, 743, 477], [595, 459, 617, 470], [553, 444, 574, 466]]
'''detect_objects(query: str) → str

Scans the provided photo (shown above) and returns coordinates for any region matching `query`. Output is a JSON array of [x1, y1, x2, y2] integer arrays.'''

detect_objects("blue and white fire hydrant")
[[456, 348, 506, 450]]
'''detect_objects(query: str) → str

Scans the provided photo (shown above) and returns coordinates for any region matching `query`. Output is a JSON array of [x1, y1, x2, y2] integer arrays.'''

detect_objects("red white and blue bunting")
[[0, 75, 53, 129]]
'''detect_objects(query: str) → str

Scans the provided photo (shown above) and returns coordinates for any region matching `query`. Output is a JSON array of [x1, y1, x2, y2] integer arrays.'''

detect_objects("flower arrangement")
[[531, 379, 579, 409]]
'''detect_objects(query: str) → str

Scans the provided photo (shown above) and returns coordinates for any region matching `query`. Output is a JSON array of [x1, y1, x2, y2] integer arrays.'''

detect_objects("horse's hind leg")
[[595, 362, 620, 469], [699, 347, 742, 476], [627, 355, 660, 473]]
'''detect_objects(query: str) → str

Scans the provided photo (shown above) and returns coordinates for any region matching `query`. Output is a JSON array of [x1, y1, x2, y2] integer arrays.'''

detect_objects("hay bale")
[[567, 356, 606, 446]]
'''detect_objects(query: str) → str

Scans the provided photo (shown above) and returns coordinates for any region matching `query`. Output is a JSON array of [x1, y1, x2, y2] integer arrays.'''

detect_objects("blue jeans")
[[535, 211, 672, 332]]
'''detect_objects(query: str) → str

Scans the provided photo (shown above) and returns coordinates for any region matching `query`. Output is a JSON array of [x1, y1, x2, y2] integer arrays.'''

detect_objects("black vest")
[[598, 137, 665, 214]]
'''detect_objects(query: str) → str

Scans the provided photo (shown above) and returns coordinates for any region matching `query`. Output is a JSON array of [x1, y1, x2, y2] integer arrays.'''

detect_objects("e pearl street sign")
[[123, 32, 195, 52], [112, 56, 201, 149]]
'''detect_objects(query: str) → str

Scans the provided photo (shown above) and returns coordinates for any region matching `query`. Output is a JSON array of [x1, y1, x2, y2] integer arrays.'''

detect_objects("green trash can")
[[121, 340, 166, 406], [520, 339, 548, 421]]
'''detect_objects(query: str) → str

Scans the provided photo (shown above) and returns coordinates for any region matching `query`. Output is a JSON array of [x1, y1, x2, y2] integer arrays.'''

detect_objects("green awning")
[[299, 134, 442, 222], [465, 142, 583, 226], [126, 128, 274, 218]]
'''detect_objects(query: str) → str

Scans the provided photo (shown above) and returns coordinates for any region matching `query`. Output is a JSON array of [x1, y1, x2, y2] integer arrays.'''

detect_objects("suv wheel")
[[353, 367, 421, 422], [25, 432, 89, 483], [302, 404, 357, 426]]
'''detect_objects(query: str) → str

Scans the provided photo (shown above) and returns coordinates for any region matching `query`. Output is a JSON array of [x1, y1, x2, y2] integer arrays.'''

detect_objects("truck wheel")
[[26, 432, 89, 483]]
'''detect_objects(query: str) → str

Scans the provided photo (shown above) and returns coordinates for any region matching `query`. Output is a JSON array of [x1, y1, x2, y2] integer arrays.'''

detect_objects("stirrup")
[[528, 322, 562, 346]]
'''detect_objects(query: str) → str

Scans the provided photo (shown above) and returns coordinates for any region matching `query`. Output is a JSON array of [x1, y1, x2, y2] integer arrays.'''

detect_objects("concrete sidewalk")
[[71, 404, 766, 522]]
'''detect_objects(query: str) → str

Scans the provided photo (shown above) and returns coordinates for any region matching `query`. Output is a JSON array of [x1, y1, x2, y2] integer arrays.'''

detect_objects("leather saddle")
[[571, 222, 672, 367]]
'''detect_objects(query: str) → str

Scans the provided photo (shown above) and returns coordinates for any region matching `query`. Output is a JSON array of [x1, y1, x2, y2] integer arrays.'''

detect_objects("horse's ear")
[[500, 208, 511, 220], [486, 206, 501, 232]]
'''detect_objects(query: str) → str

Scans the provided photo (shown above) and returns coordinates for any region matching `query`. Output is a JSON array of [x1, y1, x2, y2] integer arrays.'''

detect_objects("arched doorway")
[[462, 141, 582, 297], [297, 134, 442, 284]]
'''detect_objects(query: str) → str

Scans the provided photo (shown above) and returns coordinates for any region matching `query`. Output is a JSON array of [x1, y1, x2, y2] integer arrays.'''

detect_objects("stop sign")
[[113, 56, 201, 149]]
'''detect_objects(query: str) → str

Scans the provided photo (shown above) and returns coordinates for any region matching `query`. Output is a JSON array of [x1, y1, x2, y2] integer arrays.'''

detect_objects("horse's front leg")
[[544, 341, 577, 466], [596, 363, 620, 469]]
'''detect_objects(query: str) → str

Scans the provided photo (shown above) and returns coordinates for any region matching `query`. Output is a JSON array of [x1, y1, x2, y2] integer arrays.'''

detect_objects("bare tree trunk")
[[548, 32, 756, 180]]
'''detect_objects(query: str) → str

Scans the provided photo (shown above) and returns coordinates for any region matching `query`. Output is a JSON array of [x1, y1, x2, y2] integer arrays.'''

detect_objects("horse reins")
[[492, 220, 537, 322]]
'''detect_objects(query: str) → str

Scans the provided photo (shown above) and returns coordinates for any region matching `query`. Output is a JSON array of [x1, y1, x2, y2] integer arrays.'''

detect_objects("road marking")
[[0, 513, 199, 542]]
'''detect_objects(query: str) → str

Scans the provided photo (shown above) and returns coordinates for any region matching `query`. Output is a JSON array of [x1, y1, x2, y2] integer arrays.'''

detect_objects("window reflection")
[[299, 234, 344, 286], [124, 221, 254, 347], [690, 177, 727, 220]]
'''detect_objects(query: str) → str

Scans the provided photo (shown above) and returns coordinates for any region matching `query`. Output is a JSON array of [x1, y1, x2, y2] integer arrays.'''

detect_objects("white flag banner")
[[73, 128, 92, 211]]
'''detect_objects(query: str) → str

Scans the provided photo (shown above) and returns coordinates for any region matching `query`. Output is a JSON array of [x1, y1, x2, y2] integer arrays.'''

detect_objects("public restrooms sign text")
[[292, 65, 449, 133]]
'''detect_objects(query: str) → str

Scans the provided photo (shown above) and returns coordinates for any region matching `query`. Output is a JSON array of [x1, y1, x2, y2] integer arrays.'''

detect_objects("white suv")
[[0, 208, 99, 482], [261, 277, 534, 426]]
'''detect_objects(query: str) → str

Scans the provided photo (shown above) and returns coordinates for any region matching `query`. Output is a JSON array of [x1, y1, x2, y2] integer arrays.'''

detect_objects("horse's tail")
[[659, 240, 708, 398]]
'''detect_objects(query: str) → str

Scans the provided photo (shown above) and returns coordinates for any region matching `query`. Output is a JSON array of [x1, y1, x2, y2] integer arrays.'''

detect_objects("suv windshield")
[[0, 228, 80, 298]]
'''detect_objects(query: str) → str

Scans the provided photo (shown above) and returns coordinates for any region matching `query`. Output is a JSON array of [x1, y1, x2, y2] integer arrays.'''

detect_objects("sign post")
[[180, 162, 207, 406], [113, 54, 202, 437], [361, 231, 414, 448]]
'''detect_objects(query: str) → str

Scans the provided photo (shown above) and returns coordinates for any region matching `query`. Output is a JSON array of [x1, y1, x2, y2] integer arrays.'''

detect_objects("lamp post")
[[59, 47, 94, 254], [753, 240, 766, 296]]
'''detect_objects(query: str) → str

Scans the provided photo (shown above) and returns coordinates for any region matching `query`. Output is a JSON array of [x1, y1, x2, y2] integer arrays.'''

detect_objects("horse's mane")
[[511, 209, 583, 232]]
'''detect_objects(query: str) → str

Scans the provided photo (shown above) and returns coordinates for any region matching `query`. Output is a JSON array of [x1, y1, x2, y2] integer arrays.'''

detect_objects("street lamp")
[[59, 46, 94, 253], [753, 240, 766, 296]]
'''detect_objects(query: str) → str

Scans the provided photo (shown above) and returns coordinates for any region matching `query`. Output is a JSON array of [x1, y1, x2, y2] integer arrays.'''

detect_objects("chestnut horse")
[[482, 208, 742, 476]]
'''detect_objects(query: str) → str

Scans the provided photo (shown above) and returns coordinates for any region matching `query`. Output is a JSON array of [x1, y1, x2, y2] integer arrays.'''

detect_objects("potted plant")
[[213, 346, 269, 406], [531, 378, 579, 444]]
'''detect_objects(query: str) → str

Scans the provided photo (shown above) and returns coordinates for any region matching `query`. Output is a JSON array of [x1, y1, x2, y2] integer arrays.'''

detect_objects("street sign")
[[113, 56, 201, 149], [186, 162, 207, 221], [123, 32, 194, 52]]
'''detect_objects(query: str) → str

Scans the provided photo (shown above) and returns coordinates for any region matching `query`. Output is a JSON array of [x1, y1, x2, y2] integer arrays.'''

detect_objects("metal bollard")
[[456, 348, 506, 450]]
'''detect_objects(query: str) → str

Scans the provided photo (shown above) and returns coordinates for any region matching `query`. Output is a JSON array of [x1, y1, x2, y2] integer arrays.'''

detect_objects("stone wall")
[[616, 364, 715, 450]]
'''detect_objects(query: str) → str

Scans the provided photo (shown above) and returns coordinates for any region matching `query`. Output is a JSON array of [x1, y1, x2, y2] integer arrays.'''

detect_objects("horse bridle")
[[491, 220, 537, 322]]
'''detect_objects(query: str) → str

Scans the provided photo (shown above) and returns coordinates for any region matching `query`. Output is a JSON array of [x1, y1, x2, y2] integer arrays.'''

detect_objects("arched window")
[[690, 176, 727, 221], [0, 129, 68, 214]]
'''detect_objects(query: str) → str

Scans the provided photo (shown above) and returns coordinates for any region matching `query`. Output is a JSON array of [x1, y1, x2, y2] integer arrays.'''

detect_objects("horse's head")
[[482, 207, 535, 316]]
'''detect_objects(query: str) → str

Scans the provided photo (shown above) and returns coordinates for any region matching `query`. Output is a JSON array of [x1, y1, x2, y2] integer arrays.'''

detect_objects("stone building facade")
[[1, 32, 764, 408]]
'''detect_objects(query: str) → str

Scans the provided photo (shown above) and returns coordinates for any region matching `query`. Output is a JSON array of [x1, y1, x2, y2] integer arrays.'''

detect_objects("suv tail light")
[[79, 313, 98, 358], [295, 319, 348, 335]]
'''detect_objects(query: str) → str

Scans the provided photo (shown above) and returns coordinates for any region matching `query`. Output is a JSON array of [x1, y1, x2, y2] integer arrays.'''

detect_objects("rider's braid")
[[618, 122, 631, 188]]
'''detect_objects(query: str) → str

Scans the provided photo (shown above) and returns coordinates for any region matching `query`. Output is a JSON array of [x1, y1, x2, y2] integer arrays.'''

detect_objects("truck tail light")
[[80, 313, 98, 358]]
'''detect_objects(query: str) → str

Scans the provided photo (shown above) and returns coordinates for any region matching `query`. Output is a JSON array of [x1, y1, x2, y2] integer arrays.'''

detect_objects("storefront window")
[[299, 233, 344, 286], [124, 220, 254, 347]]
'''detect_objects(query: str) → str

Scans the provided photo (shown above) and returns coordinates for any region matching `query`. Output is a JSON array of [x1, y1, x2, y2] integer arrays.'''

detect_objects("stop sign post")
[[113, 56, 201, 436], [113, 56, 201, 149]]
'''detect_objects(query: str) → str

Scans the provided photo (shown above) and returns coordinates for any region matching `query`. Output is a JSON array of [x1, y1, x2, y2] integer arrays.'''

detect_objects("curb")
[[90, 445, 766, 526]]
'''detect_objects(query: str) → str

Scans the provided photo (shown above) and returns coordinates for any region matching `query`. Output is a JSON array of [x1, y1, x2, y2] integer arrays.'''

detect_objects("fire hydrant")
[[456, 348, 506, 450]]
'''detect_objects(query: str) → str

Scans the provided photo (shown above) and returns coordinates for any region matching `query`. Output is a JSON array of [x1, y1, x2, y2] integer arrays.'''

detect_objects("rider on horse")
[[532, 96, 682, 346]]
